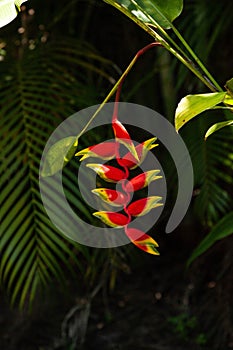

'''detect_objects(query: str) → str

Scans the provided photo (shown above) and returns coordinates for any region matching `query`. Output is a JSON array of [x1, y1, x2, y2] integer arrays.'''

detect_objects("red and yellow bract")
[[92, 188, 128, 207], [127, 196, 163, 217], [75, 141, 116, 161], [75, 43, 163, 255], [86, 164, 126, 183], [124, 169, 162, 192], [93, 211, 129, 228], [125, 227, 159, 255]]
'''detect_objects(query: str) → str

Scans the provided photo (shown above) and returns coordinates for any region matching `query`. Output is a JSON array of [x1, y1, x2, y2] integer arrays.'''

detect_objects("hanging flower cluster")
[[76, 42, 163, 255], [76, 114, 163, 255]]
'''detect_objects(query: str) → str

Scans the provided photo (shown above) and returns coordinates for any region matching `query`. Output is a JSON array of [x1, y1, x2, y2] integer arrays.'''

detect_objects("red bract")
[[86, 164, 126, 182], [112, 120, 139, 161], [120, 137, 158, 169], [93, 211, 129, 227], [125, 227, 159, 255], [75, 141, 116, 161], [92, 188, 128, 207], [127, 196, 163, 216], [76, 43, 163, 255], [124, 170, 162, 192]]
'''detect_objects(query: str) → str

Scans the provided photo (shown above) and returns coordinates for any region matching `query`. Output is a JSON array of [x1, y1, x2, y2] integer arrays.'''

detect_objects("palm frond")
[[0, 37, 116, 308]]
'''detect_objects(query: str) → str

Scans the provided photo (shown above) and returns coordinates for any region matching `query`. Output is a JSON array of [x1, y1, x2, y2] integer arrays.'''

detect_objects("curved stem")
[[76, 42, 161, 140]]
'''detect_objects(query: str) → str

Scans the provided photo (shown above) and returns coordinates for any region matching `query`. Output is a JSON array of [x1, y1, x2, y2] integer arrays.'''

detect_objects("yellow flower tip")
[[92, 211, 102, 218], [143, 137, 157, 147], [86, 163, 97, 170], [79, 154, 90, 161], [75, 148, 88, 157], [149, 143, 159, 150], [91, 188, 105, 198]]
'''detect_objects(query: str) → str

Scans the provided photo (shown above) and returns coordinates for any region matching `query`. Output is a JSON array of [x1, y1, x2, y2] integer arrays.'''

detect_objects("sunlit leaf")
[[0, 0, 27, 28], [205, 120, 233, 139], [104, 0, 183, 29], [175, 92, 226, 131], [41, 136, 78, 177]]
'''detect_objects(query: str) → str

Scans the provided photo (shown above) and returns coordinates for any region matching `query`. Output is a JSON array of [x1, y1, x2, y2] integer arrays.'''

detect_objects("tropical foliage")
[[103, 0, 233, 263], [0, 8, 119, 308], [0, 0, 232, 335]]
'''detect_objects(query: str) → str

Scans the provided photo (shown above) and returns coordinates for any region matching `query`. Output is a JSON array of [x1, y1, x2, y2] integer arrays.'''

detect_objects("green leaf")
[[205, 120, 233, 139], [0, 0, 27, 28], [187, 212, 233, 266], [41, 136, 78, 177], [225, 78, 233, 97], [175, 92, 226, 131], [104, 0, 183, 29]]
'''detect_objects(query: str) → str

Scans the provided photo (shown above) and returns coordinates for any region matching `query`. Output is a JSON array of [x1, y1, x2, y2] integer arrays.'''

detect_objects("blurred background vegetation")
[[0, 0, 232, 349]]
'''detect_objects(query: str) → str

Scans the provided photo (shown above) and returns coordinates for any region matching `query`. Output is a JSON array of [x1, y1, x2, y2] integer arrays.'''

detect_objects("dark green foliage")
[[0, 32, 117, 308], [168, 313, 208, 345]]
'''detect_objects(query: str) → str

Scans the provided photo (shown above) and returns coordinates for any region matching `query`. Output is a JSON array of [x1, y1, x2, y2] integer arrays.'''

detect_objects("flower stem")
[[76, 42, 161, 140]]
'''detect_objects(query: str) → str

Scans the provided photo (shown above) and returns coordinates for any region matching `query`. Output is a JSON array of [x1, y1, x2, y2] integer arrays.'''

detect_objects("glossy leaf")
[[104, 0, 183, 29], [127, 196, 163, 216], [41, 136, 78, 177], [175, 92, 226, 131], [125, 227, 159, 255], [0, 0, 27, 28], [205, 120, 233, 139], [93, 211, 129, 227], [224, 93, 233, 107], [188, 212, 233, 266], [86, 164, 126, 182]]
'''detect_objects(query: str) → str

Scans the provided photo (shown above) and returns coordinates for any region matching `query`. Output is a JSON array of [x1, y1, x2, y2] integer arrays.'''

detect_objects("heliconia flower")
[[86, 164, 127, 183], [125, 227, 159, 255], [127, 196, 163, 217], [124, 169, 162, 192], [120, 137, 158, 169], [92, 188, 128, 207], [93, 211, 129, 228], [75, 142, 116, 161], [112, 120, 139, 161]]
